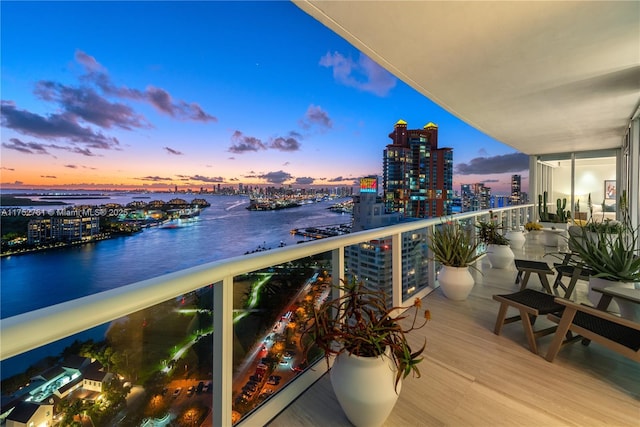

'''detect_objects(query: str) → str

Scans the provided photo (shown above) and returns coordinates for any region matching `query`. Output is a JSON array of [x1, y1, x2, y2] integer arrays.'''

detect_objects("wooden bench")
[[514, 259, 555, 293], [493, 289, 565, 354], [552, 264, 591, 299], [545, 298, 640, 362]]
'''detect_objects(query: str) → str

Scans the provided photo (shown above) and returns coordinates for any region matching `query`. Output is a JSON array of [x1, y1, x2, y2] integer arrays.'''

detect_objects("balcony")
[[2, 205, 638, 426], [270, 233, 640, 426]]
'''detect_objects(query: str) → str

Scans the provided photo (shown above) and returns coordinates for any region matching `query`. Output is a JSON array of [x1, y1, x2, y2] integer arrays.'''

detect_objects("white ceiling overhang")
[[293, 1, 640, 156]]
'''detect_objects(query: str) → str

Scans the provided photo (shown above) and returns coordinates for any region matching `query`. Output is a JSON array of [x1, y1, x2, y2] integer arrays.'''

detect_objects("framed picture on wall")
[[605, 180, 616, 200]]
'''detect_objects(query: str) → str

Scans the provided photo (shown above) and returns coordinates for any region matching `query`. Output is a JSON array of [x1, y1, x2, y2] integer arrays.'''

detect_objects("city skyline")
[[1, 1, 529, 195]]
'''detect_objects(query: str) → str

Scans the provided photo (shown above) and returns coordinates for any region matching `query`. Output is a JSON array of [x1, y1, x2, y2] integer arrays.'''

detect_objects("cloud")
[[299, 104, 332, 130], [320, 51, 396, 96], [34, 81, 149, 130], [2, 138, 51, 155], [229, 130, 266, 153], [175, 174, 225, 183], [74, 50, 217, 123], [269, 134, 301, 152], [295, 177, 314, 185], [145, 86, 217, 122], [65, 147, 97, 157], [2, 138, 99, 157], [1, 102, 120, 149], [0, 49, 217, 156], [1, 167, 15, 171], [65, 164, 78, 169], [328, 176, 362, 184], [455, 152, 529, 175], [482, 179, 500, 183], [75, 50, 105, 73], [251, 170, 292, 185], [164, 147, 183, 155], [40, 175, 57, 178], [136, 176, 172, 182]]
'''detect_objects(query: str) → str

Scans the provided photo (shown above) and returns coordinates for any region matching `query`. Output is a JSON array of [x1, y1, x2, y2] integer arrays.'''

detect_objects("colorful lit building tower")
[[383, 120, 453, 218]]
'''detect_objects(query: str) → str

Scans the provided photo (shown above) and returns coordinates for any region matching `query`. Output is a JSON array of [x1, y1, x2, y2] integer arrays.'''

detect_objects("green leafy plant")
[[301, 276, 430, 391], [476, 219, 510, 246], [584, 219, 624, 234], [428, 221, 482, 268], [568, 191, 640, 282]]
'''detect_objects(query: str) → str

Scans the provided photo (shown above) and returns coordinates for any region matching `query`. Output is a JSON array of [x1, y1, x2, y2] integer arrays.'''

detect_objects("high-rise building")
[[27, 216, 100, 244], [460, 183, 491, 212], [383, 120, 453, 218], [511, 174, 521, 205], [346, 177, 427, 304]]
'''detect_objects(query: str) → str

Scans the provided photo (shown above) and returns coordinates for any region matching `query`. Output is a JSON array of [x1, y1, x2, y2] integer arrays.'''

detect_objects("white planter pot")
[[438, 265, 475, 301], [505, 230, 526, 249], [540, 221, 568, 231], [541, 229, 566, 247], [330, 349, 400, 427], [486, 244, 514, 269], [588, 278, 639, 321], [526, 230, 542, 241]]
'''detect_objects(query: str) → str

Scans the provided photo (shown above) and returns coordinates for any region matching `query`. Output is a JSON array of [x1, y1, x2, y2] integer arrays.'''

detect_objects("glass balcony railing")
[[0, 205, 534, 426]]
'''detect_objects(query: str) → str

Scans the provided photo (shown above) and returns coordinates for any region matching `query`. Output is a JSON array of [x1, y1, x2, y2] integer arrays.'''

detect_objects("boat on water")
[[161, 209, 200, 229], [247, 198, 301, 211]]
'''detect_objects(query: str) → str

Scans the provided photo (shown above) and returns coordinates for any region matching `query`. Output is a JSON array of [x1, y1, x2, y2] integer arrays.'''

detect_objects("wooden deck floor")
[[269, 237, 640, 426]]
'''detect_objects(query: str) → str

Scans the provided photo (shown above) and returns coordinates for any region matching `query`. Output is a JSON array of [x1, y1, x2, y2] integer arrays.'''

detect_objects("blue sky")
[[0, 1, 528, 194]]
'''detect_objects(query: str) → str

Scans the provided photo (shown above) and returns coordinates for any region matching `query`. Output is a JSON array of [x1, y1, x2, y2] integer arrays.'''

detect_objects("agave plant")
[[476, 219, 510, 246], [428, 221, 482, 268], [569, 191, 640, 282]]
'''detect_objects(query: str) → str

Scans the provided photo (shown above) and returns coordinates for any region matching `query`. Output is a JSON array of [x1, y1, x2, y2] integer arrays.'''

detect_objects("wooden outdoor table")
[[593, 286, 640, 311]]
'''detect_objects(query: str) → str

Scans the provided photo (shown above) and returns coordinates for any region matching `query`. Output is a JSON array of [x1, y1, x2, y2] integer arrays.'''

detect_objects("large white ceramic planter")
[[438, 265, 475, 300], [330, 349, 400, 427], [486, 244, 514, 269], [541, 228, 566, 247], [505, 230, 526, 249], [588, 277, 639, 321], [540, 221, 569, 231], [526, 230, 542, 241]]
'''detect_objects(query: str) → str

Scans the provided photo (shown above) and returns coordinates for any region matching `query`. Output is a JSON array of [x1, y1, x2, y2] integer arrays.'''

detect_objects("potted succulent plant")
[[568, 191, 640, 319], [476, 216, 514, 268], [428, 221, 482, 300], [538, 191, 572, 227], [301, 275, 430, 427]]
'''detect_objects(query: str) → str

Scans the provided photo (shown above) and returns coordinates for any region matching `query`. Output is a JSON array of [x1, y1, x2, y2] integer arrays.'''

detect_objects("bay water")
[[0, 193, 351, 378]]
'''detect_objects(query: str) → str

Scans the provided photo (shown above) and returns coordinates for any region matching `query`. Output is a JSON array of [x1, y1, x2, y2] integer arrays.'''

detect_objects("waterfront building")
[[383, 121, 453, 218], [27, 216, 99, 244], [4, 401, 53, 427]]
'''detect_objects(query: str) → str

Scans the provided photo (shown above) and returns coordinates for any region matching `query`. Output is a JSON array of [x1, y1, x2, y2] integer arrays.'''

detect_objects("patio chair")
[[493, 289, 565, 354], [545, 298, 640, 362], [549, 249, 593, 299]]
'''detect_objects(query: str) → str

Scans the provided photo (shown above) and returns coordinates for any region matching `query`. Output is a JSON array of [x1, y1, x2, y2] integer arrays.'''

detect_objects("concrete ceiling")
[[293, 1, 640, 156]]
